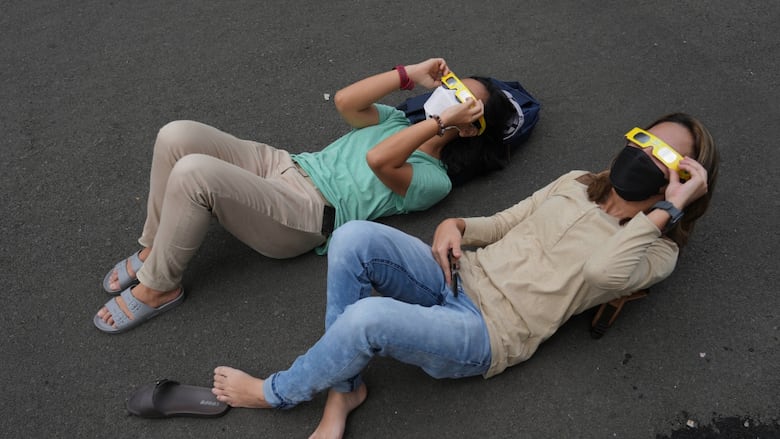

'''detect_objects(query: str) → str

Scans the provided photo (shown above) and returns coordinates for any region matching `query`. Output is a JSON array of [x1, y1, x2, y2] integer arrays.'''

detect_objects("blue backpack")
[[396, 77, 541, 156]]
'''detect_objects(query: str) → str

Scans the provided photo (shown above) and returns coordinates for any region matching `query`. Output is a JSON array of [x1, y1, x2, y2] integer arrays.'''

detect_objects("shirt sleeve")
[[462, 171, 588, 246], [374, 103, 401, 124], [402, 158, 452, 211], [583, 212, 679, 294]]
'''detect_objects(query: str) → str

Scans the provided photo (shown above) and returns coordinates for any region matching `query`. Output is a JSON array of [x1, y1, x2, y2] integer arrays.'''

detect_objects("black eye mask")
[[609, 146, 668, 201]]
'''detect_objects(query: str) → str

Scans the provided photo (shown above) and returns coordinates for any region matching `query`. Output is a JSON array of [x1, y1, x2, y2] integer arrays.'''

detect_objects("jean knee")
[[331, 221, 375, 245], [329, 221, 376, 257], [337, 298, 388, 341]]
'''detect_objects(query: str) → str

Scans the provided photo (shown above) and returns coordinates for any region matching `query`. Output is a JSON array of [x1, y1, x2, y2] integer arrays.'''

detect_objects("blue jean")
[[263, 220, 492, 408]]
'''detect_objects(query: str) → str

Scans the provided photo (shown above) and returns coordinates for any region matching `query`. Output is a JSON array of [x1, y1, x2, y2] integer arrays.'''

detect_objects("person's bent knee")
[[157, 120, 199, 140], [166, 153, 221, 197], [336, 298, 392, 342], [329, 221, 377, 256], [169, 153, 215, 175], [154, 120, 202, 155], [332, 220, 375, 241]]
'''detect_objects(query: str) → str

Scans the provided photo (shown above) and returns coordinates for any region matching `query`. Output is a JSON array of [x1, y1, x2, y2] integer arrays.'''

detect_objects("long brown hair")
[[586, 113, 720, 248]]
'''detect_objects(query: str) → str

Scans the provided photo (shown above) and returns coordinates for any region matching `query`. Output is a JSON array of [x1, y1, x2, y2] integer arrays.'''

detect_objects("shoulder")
[[544, 170, 593, 191], [409, 154, 449, 187], [404, 155, 451, 209], [564, 170, 593, 182]]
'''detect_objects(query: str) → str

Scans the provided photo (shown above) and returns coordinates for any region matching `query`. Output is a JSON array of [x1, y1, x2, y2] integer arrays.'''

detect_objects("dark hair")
[[439, 76, 515, 186], [586, 113, 720, 248]]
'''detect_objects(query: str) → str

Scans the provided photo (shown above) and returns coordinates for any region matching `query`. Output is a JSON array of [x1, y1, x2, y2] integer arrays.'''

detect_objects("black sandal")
[[126, 379, 230, 418]]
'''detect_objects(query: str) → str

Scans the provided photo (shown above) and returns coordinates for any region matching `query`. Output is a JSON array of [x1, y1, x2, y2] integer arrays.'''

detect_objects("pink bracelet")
[[393, 65, 415, 91]]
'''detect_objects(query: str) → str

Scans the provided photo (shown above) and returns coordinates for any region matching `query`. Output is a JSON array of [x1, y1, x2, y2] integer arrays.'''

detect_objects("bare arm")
[[335, 58, 485, 196], [365, 98, 484, 196], [333, 58, 450, 129]]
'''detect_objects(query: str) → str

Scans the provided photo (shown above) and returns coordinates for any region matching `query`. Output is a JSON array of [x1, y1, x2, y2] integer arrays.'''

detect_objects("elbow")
[[364, 149, 382, 172], [333, 89, 352, 114]]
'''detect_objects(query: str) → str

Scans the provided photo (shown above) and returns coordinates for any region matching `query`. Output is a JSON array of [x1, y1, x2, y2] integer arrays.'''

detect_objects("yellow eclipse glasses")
[[625, 127, 690, 180], [441, 72, 486, 135]]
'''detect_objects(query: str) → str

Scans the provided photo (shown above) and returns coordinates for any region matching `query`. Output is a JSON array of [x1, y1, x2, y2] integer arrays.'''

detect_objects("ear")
[[458, 124, 479, 138]]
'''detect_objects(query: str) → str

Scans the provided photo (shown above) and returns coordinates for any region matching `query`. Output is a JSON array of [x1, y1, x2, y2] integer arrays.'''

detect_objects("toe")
[[109, 268, 123, 291]]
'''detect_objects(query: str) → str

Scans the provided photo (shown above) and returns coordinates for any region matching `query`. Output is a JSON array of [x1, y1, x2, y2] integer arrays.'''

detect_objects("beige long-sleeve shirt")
[[459, 171, 679, 378]]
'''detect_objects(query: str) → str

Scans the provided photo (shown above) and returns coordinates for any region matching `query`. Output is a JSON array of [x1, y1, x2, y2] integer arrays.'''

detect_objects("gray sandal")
[[102, 251, 143, 295], [93, 287, 185, 334]]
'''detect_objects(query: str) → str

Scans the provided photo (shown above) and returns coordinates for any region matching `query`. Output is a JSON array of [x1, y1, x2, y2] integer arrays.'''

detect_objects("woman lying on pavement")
[[94, 57, 524, 333], [211, 113, 719, 439]]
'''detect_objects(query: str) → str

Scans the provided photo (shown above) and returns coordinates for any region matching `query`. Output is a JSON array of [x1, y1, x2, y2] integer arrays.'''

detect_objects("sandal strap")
[[104, 288, 155, 328], [104, 251, 144, 294], [132, 379, 179, 418], [116, 251, 143, 287], [104, 294, 131, 327], [150, 379, 179, 415], [120, 288, 154, 318]]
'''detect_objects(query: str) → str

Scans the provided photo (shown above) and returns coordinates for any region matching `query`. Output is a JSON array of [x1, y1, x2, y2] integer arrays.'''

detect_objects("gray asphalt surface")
[[2, 1, 778, 438]]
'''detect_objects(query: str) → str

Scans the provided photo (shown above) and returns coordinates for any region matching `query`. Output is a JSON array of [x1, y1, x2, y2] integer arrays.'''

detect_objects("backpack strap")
[[590, 289, 649, 339]]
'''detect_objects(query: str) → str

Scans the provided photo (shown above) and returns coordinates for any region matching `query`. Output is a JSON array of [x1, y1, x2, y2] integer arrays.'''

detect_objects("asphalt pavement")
[[2, 1, 778, 438]]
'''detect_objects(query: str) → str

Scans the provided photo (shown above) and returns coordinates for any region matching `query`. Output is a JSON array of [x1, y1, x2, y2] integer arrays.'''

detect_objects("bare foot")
[[212, 366, 272, 408], [108, 247, 152, 291], [95, 284, 181, 328], [309, 384, 368, 439]]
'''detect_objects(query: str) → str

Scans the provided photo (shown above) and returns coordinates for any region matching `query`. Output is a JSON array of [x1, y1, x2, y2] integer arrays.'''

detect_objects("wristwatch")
[[650, 200, 684, 231]]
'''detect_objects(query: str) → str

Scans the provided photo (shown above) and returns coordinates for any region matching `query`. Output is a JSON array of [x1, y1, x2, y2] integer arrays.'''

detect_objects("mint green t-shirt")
[[292, 104, 452, 254]]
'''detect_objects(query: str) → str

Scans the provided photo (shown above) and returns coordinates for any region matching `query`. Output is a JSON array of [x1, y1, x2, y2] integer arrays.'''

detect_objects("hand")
[[431, 218, 465, 285], [406, 58, 451, 89], [439, 98, 484, 137], [665, 156, 708, 209]]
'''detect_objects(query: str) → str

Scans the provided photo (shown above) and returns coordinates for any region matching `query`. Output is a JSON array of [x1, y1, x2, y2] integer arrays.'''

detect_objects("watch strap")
[[651, 200, 683, 231]]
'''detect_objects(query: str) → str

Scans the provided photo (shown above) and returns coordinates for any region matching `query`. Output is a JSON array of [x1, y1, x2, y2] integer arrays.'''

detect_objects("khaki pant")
[[136, 120, 327, 291]]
